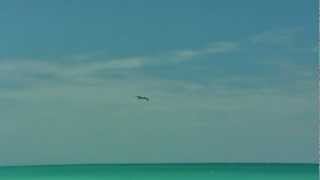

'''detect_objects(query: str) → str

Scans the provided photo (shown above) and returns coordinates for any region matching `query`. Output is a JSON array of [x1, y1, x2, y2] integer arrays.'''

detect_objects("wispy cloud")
[[0, 27, 313, 92], [102, 58, 145, 69], [175, 41, 239, 59], [65, 57, 147, 77], [250, 27, 304, 46]]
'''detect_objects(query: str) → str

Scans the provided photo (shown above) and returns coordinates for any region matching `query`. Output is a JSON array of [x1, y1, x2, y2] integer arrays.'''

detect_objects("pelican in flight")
[[136, 96, 150, 101]]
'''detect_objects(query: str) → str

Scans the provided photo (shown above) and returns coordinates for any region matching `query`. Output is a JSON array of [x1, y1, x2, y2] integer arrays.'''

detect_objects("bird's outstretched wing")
[[136, 96, 150, 101]]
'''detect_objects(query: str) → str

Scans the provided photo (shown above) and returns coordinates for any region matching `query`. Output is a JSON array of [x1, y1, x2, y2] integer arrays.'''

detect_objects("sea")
[[0, 163, 317, 180]]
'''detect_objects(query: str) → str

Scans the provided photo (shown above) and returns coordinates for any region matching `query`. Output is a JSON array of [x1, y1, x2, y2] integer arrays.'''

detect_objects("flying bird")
[[136, 96, 150, 101]]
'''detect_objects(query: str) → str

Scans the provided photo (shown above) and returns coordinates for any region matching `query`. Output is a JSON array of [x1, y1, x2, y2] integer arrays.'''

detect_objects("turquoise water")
[[0, 163, 317, 180]]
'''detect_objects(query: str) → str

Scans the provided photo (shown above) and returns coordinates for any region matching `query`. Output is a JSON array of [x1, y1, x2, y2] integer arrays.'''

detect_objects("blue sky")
[[0, 0, 317, 165]]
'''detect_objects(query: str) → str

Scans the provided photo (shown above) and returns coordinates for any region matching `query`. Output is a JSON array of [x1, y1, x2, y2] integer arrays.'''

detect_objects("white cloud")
[[175, 41, 239, 60], [205, 41, 239, 53], [250, 27, 303, 46], [0, 57, 148, 86], [175, 49, 201, 59], [0, 40, 240, 86], [102, 57, 146, 69]]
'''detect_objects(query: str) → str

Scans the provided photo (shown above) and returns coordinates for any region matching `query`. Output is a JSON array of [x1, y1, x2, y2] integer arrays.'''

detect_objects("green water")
[[0, 163, 317, 180]]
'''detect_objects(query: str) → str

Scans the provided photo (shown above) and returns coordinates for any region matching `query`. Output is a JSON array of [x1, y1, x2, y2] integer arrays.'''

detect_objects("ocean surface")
[[0, 163, 317, 180]]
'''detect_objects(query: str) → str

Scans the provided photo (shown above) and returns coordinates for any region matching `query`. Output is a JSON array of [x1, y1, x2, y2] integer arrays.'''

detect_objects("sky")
[[0, 0, 317, 165]]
